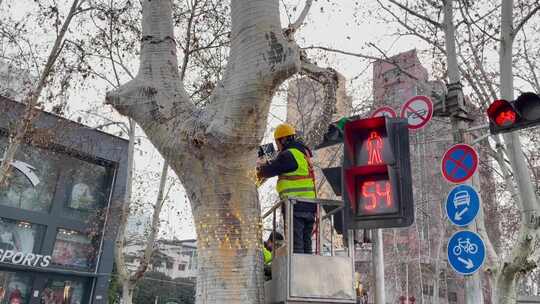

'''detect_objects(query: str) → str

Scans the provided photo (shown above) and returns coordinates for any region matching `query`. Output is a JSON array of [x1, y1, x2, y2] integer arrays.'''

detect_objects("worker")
[[263, 232, 284, 280], [257, 123, 317, 254]]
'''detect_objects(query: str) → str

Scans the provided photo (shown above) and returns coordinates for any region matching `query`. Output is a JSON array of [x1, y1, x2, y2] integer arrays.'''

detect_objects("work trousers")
[[293, 212, 315, 254]]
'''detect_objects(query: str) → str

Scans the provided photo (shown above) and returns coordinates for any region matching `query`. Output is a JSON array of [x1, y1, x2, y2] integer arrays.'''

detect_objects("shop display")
[[41, 279, 85, 304], [52, 229, 96, 269], [0, 137, 57, 213], [67, 162, 108, 212], [0, 219, 43, 254], [0, 271, 32, 304]]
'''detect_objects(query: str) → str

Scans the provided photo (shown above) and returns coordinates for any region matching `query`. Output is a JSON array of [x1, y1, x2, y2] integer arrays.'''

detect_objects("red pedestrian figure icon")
[[367, 131, 383, 165]]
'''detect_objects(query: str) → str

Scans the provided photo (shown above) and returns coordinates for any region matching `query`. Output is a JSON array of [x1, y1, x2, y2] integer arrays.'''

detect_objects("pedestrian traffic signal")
[[342, 116, 414, 229], [487, 92, 540, 134]]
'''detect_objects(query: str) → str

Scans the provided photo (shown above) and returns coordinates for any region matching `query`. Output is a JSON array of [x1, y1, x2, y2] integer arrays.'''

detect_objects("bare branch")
[[513, 4, 540, 37], [384, 0, 443, 29], [299, 57, 339, 148], [302, 45, 381, 61], [520, 29, 540, 92], [376, 0, 446, 54], [289, 0, 313, 33]]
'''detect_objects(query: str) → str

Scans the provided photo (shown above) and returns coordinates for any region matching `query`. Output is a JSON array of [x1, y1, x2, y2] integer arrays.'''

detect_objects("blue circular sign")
[[445, 185, 480, 227], [447, 230, 485, 275]]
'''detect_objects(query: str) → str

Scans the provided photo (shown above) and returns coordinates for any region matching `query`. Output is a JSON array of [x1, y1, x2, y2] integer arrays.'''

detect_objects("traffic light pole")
[[443, 1, 484, 303], [372, 229, 386, 304]]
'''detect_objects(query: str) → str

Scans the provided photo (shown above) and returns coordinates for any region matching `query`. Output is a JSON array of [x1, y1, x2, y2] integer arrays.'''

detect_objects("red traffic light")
[[487, 93, 540, 134], [487, 99, 518, 127]]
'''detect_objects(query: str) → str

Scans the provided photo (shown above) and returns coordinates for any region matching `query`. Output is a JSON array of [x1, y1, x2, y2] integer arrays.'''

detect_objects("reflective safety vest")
[[276, 148, 316, 200], [263, 246, 272, 265]]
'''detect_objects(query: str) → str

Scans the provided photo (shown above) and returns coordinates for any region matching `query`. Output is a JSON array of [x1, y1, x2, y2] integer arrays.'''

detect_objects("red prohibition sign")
[[400, 95, 433, 130], [372, 106, 397, 118], [441, 144, 479, 183]]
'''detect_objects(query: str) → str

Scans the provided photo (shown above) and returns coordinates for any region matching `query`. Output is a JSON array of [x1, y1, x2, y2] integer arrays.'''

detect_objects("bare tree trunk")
[[105, 1, 340, 302], [122, 281, 135, 304], [116, 122, 170, 302], [494, 1, 540, 303], [0, 0, 80, 186], [115, 119, 136, 296]]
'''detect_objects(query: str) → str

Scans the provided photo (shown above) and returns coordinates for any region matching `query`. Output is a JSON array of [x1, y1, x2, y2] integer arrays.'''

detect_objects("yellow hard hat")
[[274, 123, 295, 139]]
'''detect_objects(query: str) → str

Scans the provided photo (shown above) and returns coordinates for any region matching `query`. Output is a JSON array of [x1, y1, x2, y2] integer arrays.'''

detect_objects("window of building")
[[448, 291, 458, 302], [166, 261, 173, 269], [52, 229, 97, 270], [419, 213, 429, 241], [42, 277, 88, 304], [0, 271, 33, 304], [0, 135, 59, 213], [178, 263, 186, 271], [0, 217, 45, 254], [422, 284, 434, 296], [61, 156, 113, 221]]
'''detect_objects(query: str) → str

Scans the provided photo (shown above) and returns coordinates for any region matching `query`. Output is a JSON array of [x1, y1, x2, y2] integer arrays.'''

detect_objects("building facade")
[[124, 239, 198, 280], [0, 96, 129, 304]]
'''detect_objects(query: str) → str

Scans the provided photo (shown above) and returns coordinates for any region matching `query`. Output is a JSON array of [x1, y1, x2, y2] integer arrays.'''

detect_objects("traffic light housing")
[[487, 92, 540, 134], [342, 116, 414, 229]]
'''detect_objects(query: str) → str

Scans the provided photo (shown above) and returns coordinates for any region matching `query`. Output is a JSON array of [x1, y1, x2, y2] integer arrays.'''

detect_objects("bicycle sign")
[[447, 230, 485, 275], [446, 185, 480, 226], [452, 237, 478, 256]]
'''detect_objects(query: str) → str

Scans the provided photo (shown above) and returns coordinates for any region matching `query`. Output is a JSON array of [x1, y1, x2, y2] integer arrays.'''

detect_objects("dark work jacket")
[[258, 140, 317, 213]]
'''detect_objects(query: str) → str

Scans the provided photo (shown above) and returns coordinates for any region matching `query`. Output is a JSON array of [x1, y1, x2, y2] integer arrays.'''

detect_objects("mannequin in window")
[[70, 181, 95, 210], [0, 222, 17, 250]]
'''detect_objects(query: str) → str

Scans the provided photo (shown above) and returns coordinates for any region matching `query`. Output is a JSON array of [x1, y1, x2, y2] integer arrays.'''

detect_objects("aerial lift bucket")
[[263, 198, 356, 304]]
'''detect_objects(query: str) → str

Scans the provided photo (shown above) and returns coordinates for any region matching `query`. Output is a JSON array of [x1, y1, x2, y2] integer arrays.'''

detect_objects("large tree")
[[106, 0, 338, 303]]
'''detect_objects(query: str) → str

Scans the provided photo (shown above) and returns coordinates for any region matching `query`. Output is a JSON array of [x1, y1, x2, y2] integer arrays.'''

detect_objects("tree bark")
[[122, 281, 135, 304], [105, 1, 332, 303], [493, 0, 540, 303]]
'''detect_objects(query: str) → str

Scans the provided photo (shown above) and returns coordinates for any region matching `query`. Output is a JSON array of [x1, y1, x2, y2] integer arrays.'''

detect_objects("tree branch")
[[384, 0, 443, 29], [299, 57, 339, 148], [513, 4, 540, 37], [289, 0, 313, 33], [204, 0, 300, 147], [376, 0, 446, 54]]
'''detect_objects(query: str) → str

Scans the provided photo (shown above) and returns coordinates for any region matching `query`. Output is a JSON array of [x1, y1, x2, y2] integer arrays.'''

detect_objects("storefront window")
[[0, 271, 33, 304], [0, 218, 45, 254], [0, 136, 59, 213], [51, 229, 96, 270], [41, 279, 87, 304], [61, 156, 112, 222]]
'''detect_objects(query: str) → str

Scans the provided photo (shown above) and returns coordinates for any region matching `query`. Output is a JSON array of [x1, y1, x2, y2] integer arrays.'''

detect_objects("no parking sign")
[[441, 144, 479, 183]]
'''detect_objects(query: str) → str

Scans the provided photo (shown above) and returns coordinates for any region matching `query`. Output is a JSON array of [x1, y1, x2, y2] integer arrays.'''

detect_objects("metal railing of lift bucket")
[[262, 197, 353, 257], [262, 197, 356, 303]]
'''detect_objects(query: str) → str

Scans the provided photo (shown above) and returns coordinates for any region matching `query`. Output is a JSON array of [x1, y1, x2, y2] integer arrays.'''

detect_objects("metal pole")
[[330, 215, 334, 256], [443, 1, 484, 303], [373, 229, 386, 304]]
